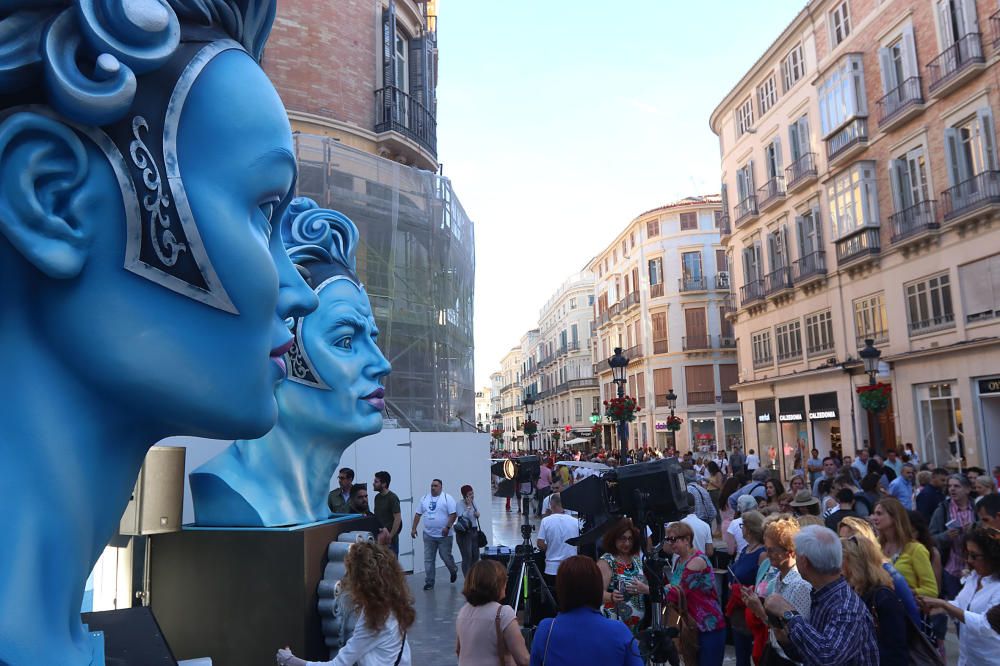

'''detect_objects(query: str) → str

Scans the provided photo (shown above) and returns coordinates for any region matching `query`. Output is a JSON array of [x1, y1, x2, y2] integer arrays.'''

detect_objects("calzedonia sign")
[[778, 397, 806, 422], [808, 392, 839, 421]]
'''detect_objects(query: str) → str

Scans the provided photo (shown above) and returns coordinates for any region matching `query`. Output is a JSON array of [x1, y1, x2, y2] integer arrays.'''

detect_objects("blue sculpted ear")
[[0, 112, 92, 279]]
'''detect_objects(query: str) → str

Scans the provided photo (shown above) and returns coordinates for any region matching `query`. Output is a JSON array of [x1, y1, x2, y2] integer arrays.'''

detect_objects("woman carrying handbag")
[[456, 560, 530, 666], [456, 485, 483, 576]]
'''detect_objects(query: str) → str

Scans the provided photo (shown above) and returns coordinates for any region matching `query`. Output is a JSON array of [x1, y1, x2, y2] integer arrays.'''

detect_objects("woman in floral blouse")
[[597, 518, 648, 635], [666, 521, 726, 666]]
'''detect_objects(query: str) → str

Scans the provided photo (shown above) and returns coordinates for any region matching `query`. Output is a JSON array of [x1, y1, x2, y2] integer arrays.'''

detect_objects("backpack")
[[728, 482, 763, 511]]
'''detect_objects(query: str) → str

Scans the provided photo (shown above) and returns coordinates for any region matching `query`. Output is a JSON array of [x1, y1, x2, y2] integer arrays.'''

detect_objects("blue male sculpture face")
[[42, 49, 310, 438], [284, 280, 392, 439]]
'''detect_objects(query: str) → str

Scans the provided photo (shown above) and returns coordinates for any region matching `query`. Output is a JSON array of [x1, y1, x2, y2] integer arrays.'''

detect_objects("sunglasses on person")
[[664, 536, 688, 543]]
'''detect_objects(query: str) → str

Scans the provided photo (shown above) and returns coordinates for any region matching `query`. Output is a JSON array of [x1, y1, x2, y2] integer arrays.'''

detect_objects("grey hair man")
[[764, 526, 879, 666]]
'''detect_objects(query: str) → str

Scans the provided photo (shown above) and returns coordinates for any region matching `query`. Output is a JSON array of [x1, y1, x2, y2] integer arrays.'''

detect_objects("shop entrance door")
[[866, 399, 896, 457]]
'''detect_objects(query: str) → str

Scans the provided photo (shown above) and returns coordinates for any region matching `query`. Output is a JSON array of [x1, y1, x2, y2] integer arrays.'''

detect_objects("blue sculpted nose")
[[276, 250, 317, 320]]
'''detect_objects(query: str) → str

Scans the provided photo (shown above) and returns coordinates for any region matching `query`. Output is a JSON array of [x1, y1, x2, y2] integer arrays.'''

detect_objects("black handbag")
[[477, 517, 488, 548]]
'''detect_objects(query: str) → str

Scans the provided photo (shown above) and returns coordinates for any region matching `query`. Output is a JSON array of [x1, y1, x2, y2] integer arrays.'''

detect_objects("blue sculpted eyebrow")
[[330, 314, 368, 332], [251, 147, 296, 168]]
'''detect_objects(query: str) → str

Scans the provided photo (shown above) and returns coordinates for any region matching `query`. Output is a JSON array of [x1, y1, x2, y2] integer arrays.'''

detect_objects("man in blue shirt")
[[852, 448, 871, 478], [887, 463, 915, 509], [883, 449, 904, 478]]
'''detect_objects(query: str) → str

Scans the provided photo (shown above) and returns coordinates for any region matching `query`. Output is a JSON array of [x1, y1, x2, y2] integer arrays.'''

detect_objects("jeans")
[[456, 529, 480, 575], [698, 628, 727, 666], [732, 630, 754, 666], [423, 533, 457, 586]]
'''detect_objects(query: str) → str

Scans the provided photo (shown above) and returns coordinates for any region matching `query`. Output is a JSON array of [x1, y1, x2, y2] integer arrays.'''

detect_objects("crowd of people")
[[276, 447, 1000, 665]]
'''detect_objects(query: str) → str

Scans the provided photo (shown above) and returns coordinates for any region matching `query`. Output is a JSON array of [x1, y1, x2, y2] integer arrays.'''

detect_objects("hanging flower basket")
[[604, 396, 640, 423], [523, 419, 538, 436], [857, 382, 892, 413], [490, 428, 504, 442], [666, 415, 684, 432]]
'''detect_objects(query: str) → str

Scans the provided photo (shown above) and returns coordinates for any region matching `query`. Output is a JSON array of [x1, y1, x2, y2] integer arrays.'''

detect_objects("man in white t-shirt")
[[536, 494, 580, 587], [745, 449, 761, 471], [411, 479, 458, 590]]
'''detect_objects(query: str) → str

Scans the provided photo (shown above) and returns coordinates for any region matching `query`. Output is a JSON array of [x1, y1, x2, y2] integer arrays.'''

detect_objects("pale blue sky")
[[434, 1, 807, 387]]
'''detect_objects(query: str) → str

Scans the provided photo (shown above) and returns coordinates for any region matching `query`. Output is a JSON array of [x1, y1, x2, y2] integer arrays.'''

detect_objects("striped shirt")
[[784, 577, 878, 666]]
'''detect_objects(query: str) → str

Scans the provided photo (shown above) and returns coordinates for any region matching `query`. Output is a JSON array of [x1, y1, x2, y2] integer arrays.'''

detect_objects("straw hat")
[[788, 490, 819, 507]]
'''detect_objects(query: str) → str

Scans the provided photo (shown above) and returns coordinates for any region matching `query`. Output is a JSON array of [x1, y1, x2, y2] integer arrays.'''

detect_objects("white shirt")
[[727, 517, 748, 554], [307, 610, 410, 666], [537, 513, 580, 575], [417, 492, 457, 538], [541, 494, 576, 516], [953, 572, 1000, 666], [746, 454, 760, 470], [664, 514, 712, 555]]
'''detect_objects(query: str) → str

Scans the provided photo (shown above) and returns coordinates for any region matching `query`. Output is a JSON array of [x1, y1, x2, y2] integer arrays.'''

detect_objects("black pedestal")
[[148, 518, 365, 666]]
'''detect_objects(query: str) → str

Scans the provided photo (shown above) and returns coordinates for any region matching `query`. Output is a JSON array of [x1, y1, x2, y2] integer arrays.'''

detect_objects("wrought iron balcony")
[[876, 77, 925, 128], [785, 153, 818, 192], [625, 291, 641, 310], [890, 199, 939, 243], [734, 195, 759, 226], [719, 337, 736, 349], [374, 86, 438, 157], [927, 33, 985, 96], [764, 266, 793, 296], [649, 282, 665, 299], [682, 335, 713, 351], [679, 276, 707, 292], [835, 227, 881, 266], [757, 176, 786, 212], [826, 117, 868, 162], [942, 171, 1000, 221], [792, 250, 826, 283], [717, 213, 732, 236], [740, 279, 765, 307], [622, 343, 643, 361]]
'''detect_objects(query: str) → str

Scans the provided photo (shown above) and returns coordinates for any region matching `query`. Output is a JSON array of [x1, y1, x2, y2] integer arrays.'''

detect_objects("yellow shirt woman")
[[891, 540, 938, 597]]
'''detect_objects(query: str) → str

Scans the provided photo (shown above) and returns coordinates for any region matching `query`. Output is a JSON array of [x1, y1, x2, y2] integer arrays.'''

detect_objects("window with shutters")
[[757, 75, 778, 117], [767, 227, 789, 271], [853, 292, 889, 347], [782, 44, 806, 92], [888, 147, 930, 233], [764, 139, 783, 181], [647, 219, 660, 238], [805, 310, 835, 355], [719, 306, 734, 340], [945, 110, 998, 187], [648, 257, 663, 296], [684, 308, 709, 350], [714, 210, 723, 228], [817, 55, 866, 138], [826, 162, 879, 238], [716, 249, 728, 274], [830, 2, 851, 47], [680, 212, 698, 230], [751, 330, 773, 368], [394, 30, 409, 93], [742, 240, 763, 284], [959, 254, 1000, 322], [653, 367, 673, 406], [685, 365, 715, 405], [796, 208, 823, 260], [575, 398, 582, 420], [651, 312, 668, 354], [736, 162, 756, 206], [936, 0, 978, 51], [775, 320, 803, 362], [719, 364, 739, 403], [636, 372, 646, 408], [906, 273, 955, 334], [630, 232, 636, 248], [681, 251, 704, 290], [735, 97, 754, 137]]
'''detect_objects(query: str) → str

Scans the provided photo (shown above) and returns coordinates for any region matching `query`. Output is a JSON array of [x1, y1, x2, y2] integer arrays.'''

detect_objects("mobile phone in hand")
[[946, 518, 961, 530], [766, 611, 784, 628]]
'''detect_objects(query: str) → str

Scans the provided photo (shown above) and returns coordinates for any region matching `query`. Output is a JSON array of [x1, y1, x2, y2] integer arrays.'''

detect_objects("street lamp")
[[608, 347, 629, 454], [492, 411, 503, 450], [523, 392, 536, 452], [859, 338, 882, 453], [590, 410, 601, 449], [666, 388, 678, 451]]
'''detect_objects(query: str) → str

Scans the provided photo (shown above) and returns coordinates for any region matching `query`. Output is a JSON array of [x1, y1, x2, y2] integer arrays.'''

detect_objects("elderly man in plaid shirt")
[[684, 469, 717, 525], [763, 525, 879, 666]]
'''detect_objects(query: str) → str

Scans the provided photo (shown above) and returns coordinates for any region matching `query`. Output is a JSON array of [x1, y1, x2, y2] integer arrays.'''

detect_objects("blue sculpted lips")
[[361, 386, 385, 411], [270, 339, 294, 375]]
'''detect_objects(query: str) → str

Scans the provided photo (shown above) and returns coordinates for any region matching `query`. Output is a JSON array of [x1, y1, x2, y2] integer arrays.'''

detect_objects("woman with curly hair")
[[919, 527, 1000, 666], [837, 516, 921, 625], [277, 542, 414, 665], [597, 518, 649, 635]]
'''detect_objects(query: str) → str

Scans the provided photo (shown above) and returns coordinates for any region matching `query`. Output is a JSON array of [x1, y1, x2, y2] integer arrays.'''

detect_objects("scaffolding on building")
[[293, 133, 475, 432]]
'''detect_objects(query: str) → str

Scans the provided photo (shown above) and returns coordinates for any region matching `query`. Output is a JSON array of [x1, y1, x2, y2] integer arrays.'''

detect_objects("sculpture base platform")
[[149, 516, 366, 666]]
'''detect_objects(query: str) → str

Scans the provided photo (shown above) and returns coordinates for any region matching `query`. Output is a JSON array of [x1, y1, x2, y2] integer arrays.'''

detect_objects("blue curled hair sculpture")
[[0, 0, 278, 313], [280, 197, 363, 389]]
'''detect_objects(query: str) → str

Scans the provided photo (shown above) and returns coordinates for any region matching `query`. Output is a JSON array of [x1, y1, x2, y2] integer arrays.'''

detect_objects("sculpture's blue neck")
[[0, 284, 155, 665]]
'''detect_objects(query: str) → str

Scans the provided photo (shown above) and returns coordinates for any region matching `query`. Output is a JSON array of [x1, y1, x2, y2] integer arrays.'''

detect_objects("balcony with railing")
[[792, 250, 826, 285], [752, 352, 773, 370], [992, 10, 1000, 51], [807, 340, 835, 357], [374, 86, 438, 158], [757, 176, 786, 213], [835, 227, 881, 267], [764, 266, 794, 296], [942, 171, 1000, 222], [785, 152, 818, 193], [826, 117, 868, 163], [687, 391, 715, 405], [876, 77, 925, 130], [908, 312, 955, 336], [625, 291, 641, 311], [597, 309, 610, 327], [649, 282, 664, 299], [717, 213, 732, 237], [927, 33, 985, 96], [855, 330, 889, 349], [719, 336, 736, 349], [734, 194, 759, 226], [740, 279, 765, 307], [715, 273, 731, 290], [890, 199, 939, 244], [679, 276, 707, 293], [682, 335, 713, 351], [622, 343, 643, 361]]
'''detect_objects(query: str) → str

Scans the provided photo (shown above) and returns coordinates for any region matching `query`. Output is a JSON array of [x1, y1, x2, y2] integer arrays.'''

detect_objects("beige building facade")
[[588, 197, 742, 453], [711, 0, 1000, 479], [498, 347, 524, 449]]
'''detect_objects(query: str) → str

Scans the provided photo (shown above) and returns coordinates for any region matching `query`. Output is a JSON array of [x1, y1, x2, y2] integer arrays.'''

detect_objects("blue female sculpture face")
[[46, 49, 315, 438], [293, 280, 392, 438]]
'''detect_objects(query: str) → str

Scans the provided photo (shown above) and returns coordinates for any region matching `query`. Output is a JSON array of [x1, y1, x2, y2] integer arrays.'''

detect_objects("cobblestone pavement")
[[406, 493, 959, 665]]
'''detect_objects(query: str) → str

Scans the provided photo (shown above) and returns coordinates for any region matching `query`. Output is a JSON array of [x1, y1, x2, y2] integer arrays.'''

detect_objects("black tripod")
[[506, 487, 557, 627], [629, 491, 680, 666]]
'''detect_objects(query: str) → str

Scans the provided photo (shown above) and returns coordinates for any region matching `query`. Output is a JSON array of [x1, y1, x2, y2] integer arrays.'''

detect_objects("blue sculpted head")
[[0, 2, 316, 662], [190, 199, 392, 527]]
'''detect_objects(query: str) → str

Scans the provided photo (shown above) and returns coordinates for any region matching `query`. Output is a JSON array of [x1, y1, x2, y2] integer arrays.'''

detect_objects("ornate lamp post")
[[666, 388, 679, 451], [491, 411, 503, 451], [523, 392, 537, 452], [858, 339, 885, 454], [590, 409, 601, 449], [608, 347, 630, 454]]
